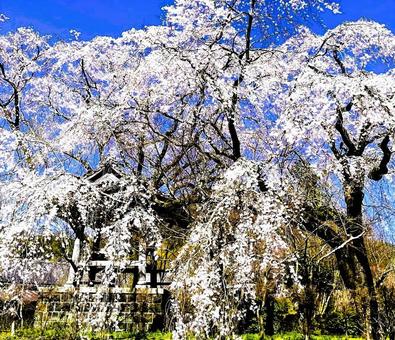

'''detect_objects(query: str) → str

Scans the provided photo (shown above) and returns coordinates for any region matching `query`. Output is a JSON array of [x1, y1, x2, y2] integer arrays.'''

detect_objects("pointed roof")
[[85, 161, 123, 183]]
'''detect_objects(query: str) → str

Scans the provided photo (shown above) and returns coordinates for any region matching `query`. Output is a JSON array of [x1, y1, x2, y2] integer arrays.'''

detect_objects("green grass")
[[0, 329, 364, 340], [0, 329, 172, 340], [242, 333, 363, 340], [146, 332, 173, 340]]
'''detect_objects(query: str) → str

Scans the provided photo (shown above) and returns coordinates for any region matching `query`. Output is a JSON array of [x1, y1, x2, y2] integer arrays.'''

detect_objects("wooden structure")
[[65, 163, 170, 290], [37, 163, 171, 332]]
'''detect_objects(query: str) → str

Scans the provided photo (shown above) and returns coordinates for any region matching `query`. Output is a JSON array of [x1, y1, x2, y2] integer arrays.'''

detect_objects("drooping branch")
[[317, 231, 365, 264]]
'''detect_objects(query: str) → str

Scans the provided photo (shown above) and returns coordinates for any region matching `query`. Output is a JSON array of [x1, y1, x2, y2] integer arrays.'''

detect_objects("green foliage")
[[319, 311, 361, 336], [273, 298, 299, 333]]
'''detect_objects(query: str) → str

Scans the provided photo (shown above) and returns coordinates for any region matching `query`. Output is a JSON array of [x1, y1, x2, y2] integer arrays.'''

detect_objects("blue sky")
[[322, 0, 395, 31], [0, 0, 394, 40], [0, 0, 173, 40]]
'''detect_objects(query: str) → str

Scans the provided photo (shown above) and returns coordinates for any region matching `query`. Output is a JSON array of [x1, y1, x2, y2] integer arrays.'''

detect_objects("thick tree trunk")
[[302, 267, 314, 340], [302, 205, 358, 289], [344, 182, 381, 340], [353, 238, 381, 340], [264, 293, 275, 336]]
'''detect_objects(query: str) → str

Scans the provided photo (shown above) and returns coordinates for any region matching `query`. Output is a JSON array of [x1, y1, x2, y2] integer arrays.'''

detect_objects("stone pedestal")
[[35, 286, 168, 332]]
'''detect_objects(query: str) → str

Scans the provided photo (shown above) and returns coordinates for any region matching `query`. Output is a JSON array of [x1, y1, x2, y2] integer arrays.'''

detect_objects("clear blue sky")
[[0, 0, 394, 40], [0, 0, 173, 40]]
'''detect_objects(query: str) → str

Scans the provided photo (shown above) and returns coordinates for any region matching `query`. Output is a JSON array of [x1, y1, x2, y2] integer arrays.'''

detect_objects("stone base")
[[35, 286, 169, 332]]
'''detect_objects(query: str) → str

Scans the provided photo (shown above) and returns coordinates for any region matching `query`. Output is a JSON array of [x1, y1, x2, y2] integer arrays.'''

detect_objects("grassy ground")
[[242, 334, 363, 340], [0, 330, 364, 340]]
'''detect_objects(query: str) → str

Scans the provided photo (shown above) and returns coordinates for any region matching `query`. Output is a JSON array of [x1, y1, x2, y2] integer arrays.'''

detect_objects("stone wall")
[[35, 286, 169, 332]]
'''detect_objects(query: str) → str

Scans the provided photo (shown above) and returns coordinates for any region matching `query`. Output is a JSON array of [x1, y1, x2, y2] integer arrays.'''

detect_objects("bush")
[[320, 311, 361, 336]]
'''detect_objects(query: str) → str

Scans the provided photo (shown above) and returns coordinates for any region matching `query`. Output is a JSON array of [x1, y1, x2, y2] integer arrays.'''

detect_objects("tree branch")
[[335, 107, 356, 156], [368, 135, 392, 181]]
